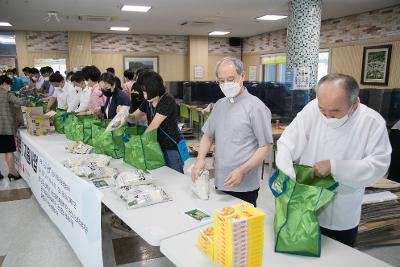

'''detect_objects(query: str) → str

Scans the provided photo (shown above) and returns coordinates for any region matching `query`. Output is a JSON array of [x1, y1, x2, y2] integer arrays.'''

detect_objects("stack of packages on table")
[[197, 202, 265, 267]]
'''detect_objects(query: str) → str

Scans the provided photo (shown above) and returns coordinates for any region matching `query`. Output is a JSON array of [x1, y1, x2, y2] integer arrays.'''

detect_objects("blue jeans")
[[162, 149, 184, 174]]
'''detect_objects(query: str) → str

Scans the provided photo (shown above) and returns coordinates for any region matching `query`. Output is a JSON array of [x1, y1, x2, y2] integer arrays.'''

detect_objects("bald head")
[[316, 74, 360, 119]]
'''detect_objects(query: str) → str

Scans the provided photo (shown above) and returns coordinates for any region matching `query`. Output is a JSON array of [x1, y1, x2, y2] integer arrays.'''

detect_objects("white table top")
[[21, 130, 239, 246], [160, 212, 393, 267]]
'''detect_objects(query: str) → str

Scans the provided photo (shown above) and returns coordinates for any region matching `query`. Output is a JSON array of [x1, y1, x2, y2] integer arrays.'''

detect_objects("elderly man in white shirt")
[[68, 71, 91, 113], [44, 73, 77, 112], [276, 73, 391, 247]]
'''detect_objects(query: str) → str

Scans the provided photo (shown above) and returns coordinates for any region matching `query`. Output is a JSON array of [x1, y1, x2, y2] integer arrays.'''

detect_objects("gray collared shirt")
[[202, 89, 273, 192]]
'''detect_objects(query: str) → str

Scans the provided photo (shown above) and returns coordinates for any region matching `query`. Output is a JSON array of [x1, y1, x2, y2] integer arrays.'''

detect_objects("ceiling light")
[[121, 5, 151, 12], [110, 26, 130, 31], [0, 22, 13, 27], [209, 31, 230, 36], [256, 15, 287, 21]]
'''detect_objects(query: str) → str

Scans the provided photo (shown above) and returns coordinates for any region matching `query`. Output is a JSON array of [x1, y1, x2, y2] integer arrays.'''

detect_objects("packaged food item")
[[115, 170, 153, 188], [105, 105, 129, 132], [197, 202, 265, 267], [192, 169, 210, 200], [65, 142, 94, 154], [117, 184, 172, 209]]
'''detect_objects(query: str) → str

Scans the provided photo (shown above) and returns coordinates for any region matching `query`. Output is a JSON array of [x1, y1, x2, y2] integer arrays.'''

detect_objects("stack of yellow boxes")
[[197, 226, 215, 261], [197, 202, 265, 267]]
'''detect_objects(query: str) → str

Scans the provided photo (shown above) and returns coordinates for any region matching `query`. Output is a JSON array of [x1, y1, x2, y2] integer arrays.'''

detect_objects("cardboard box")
[[24, 107, 52, 136]]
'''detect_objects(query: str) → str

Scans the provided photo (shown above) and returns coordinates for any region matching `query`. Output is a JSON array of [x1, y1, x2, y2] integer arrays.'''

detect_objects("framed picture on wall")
[[123, 56, 159, 73], [361, 44, 392, 85]]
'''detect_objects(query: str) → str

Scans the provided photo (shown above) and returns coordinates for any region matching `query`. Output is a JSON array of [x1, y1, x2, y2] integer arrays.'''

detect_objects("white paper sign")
[[248, 66, 257, 81], [294, 66, 311, 90], [194, 65, 204, 79], [15, 131, 103, 267]]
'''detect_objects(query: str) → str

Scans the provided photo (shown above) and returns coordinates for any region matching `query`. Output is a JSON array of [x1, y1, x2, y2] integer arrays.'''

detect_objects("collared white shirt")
[[276, 99, 391, 230], [74, 86, 92, 112], [34, 76, 45, 89]]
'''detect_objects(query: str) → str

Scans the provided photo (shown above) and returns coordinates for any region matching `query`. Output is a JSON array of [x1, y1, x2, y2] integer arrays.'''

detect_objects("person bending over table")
[[276, 73, 391, 247], [44, 72, 77, 112], [124, 70, 184, 173]]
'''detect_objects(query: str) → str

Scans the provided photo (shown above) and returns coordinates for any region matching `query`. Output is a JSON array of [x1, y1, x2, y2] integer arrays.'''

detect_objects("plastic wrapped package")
[[117, 184, 172, 209], [192, 169, 210, 200], [105, 106, 130, 132], [65, 142, 93, 154], [115, 170, 154, 188]]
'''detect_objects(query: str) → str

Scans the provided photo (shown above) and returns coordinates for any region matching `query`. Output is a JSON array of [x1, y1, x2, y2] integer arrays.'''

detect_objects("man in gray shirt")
[[191, 57, 273, 206]]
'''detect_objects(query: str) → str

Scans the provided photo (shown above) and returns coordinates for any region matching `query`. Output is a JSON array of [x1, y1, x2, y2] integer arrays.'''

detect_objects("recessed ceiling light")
[[256, 15, 287, 21], [121, 5, 151, 12], [110, 26, 130, 31], [209, 31, 230, 36], [0, 22, 13, 27]]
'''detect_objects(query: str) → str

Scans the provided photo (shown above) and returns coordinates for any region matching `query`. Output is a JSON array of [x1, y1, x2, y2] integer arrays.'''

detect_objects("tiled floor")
[[0, 153, 399, 267]]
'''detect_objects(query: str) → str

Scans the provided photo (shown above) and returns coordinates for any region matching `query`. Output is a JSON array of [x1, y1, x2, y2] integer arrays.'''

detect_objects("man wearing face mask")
[[276, 73, 392, 247], [45, 73, 77, 112], [28, 68, 44, 92], [98, 73, 130, 119], [40, 66, 54, 96], [191, 57, 273, 207], [6, 69, 24, 92]]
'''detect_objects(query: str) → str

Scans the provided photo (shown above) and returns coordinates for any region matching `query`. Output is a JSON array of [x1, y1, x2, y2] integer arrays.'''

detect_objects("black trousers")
[[320, 226, 358, 247], [222, 188, 260, 207]]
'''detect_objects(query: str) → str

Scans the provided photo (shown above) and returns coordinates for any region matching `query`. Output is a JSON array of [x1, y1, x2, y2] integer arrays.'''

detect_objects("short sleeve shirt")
[[139, 93, 180, 150], [202, 89, 273, 192]]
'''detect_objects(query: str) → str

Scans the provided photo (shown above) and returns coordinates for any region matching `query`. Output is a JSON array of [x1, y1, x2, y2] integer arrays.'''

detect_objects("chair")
[[179, 103, 190, 126]]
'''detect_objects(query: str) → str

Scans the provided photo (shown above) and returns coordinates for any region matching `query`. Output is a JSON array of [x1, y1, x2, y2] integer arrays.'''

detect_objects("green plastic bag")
[[64, 114, 99, 144], [123, 129, 165, 170], [91, 121, 135, 159], [54, 110, 74, 134], [269, 164, 338, 257]]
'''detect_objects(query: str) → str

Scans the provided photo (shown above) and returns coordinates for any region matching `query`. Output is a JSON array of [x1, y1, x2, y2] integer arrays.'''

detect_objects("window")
[[260, 51, 329, 84], [34, 58, 67, 76]]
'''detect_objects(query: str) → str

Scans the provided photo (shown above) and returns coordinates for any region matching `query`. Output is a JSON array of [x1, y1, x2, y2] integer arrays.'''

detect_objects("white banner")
[[15, 131, 103, 267]]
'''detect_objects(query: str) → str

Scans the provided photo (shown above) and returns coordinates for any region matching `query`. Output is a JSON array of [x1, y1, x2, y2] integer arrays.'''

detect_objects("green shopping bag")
[[64, 114, 99, 144], [269, 164, 338, 257], [92, 121, 133, 159], [54, 110, 74, 134], [123, 129, 165, 170]]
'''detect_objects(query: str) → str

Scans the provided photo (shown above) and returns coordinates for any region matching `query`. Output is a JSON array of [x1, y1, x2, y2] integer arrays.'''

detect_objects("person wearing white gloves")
[[276, 73, 392, 247]]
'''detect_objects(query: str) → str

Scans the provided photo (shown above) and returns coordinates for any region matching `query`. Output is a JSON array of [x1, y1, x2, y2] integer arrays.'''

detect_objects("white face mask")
[[32, 77, 38, 82], [54, 86, 62, 91], [7, 75, 13, 79], [44, 77, 49, 81], [75, 86, 82, 92], [220, 82, 241, 103], [322, 108, 352, 129]]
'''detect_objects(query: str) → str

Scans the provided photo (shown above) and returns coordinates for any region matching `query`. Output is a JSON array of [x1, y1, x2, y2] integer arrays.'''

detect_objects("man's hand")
[[191, 159, 206, 182], [76, 111, 87, 116], [224, 168, 245, 188], [313, 160, 331, 177]]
